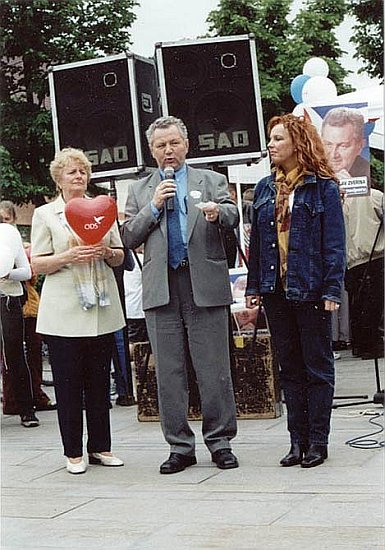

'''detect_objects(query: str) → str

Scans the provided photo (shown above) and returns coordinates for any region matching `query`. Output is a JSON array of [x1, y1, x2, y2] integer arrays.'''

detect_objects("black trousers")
[[45, 333, 114, 458], [24, 316, 50, 406], [345, 258, 384, 357], [0, 295, 34, 416]]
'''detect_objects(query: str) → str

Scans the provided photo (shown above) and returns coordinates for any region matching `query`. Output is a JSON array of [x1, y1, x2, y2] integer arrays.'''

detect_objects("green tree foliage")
[[0, 0, 138, 205], [349, 0, 383, 184], [207, 0, 350, 123], [0, 145, 23, 198], [349, 0, 383, 82], [370, 151, 384, 189], [292, 0, 351, 94]]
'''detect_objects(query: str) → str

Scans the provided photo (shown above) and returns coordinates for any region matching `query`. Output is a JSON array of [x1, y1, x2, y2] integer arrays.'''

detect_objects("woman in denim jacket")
[[246, 114, 345, 468]]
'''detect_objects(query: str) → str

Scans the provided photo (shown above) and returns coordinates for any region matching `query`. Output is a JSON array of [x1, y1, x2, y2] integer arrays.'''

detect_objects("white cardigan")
[[0, 223, 31, 297]]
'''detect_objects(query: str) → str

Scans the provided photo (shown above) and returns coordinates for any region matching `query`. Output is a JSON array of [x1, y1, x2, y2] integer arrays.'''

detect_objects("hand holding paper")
[[195, 201, 220, 222]]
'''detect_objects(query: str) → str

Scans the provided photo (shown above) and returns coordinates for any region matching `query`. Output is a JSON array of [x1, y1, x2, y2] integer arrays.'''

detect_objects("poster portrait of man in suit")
[[321, 106, 370, 181]]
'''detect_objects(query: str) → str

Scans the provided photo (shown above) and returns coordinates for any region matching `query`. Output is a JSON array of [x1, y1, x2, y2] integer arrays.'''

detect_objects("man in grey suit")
[[122, 116, 239, 474]]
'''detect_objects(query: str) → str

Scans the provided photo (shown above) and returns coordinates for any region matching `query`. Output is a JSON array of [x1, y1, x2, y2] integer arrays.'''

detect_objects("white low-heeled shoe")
[[66, 458, 87, 474], [88, 452, 124, 467]]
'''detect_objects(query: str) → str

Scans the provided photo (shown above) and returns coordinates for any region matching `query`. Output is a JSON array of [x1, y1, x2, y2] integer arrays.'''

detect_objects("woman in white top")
[[31, 147, 126, 474], [0, 219, 38, 427]]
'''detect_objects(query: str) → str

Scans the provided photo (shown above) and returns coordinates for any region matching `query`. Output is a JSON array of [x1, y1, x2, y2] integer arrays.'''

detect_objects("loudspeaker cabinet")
[[132, 335, 282, 422], [155, 33, 267, 167], [48, 52, 160, 179]]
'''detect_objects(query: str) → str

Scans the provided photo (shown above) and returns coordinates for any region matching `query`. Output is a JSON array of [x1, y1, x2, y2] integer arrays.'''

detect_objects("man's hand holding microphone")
[[152, 166, 176, 211], [152, 166, 219, 222]]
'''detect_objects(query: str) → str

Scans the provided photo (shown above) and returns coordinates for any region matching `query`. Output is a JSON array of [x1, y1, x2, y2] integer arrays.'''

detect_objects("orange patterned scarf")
[[275, 166, 305, 289]]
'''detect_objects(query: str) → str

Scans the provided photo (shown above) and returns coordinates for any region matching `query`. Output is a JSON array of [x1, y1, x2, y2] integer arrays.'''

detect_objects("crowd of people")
[[1, 111, 383, 475]]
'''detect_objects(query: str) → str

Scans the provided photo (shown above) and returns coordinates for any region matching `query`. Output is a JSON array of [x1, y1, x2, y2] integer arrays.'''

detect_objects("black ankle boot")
[[280, 443, 308, 467], [301, 444, 328, 468]]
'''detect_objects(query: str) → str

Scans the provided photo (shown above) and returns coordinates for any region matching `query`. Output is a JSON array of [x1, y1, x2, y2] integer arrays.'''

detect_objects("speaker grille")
[[159, 37, 262, 162], [52, 58, 137, 173]]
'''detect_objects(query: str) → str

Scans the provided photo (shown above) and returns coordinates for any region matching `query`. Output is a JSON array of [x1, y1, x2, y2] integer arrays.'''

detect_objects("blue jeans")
[[263, 290, 334, 446], [112, 329, 129, 397]]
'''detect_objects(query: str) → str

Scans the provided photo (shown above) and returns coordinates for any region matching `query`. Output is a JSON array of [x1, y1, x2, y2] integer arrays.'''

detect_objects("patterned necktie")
[[167, 192, 187, 269]]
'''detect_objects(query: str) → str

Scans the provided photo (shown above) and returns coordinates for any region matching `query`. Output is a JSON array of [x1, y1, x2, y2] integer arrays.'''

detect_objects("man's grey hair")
[[145, 116, 188, 145], [321, 107, 365, 141]]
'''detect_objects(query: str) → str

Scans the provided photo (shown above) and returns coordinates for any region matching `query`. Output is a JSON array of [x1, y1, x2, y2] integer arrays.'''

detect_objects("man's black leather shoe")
[[211, 449, 239, 469], [280, 443, 308, 467], [160, 453, 197, 474], [301, 444, 328, 468]]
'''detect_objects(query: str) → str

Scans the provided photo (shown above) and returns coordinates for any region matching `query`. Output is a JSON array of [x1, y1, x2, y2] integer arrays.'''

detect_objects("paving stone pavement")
[[1, 350, 384, 549]]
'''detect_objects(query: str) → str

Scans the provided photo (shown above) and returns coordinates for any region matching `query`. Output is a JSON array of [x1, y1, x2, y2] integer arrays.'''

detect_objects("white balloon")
[[292, 103, 305, 117], [0, 245, 15, 278], [0, 223, 22, 251], [301, 76, 337, 104], [302, 57, 329, 78]]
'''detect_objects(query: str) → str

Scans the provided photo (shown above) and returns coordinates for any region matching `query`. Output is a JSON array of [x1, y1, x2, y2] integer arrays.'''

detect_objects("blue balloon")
[[290, 74, 311, 104], [364, 121, 375, 137]]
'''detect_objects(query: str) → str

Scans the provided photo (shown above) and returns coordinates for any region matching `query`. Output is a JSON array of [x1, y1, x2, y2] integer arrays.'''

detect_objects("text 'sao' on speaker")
[[156, 34, 266, 166], [49, 53, 160, 179]]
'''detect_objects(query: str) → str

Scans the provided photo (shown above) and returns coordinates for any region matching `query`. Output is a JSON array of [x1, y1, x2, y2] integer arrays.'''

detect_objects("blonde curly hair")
[[49, 147, 92, 190]]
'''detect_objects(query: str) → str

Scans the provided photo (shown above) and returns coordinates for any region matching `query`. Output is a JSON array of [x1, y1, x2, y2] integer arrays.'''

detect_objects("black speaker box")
[[48, 52, 160, 179], [155, 34, 266, 166]]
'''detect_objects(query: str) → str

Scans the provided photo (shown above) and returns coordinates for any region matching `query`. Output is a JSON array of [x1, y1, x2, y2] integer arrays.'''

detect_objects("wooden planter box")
[[132, 334, 282, 421]]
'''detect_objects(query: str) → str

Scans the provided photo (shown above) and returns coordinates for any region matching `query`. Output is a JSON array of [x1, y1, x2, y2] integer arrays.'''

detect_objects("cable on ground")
[[345, 412, 384, 449]]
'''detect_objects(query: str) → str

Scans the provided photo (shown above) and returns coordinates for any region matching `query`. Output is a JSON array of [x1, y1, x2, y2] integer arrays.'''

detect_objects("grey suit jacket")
[[122, 166, 239, 310]]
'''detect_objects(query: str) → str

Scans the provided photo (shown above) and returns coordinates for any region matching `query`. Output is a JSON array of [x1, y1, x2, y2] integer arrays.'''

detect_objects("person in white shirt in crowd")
[[0, 214, 39, 427], [123, 248, 148, 348]]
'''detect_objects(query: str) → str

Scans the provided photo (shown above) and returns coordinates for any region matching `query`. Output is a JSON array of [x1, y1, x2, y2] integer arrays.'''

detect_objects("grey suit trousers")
[[145, 265, 237, 456]]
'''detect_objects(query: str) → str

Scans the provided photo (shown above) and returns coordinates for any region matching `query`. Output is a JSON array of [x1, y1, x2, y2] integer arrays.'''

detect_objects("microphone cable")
[[345, 411, 384, 449]]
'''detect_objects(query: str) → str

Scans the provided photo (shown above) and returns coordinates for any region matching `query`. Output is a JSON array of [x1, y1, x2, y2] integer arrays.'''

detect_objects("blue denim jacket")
[[246, 172, 346, 302]]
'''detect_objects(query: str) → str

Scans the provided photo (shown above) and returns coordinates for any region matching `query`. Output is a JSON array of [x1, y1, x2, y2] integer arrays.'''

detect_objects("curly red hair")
[[268, 114, 336, 180]]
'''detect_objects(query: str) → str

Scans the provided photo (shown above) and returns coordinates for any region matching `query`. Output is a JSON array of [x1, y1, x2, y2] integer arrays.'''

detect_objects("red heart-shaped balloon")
[[65, 196, 117, 244]]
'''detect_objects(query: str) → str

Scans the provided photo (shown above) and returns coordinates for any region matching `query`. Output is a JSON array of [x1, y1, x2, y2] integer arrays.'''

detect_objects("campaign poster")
[[229, 267, 269, 336], [304, 102, 370, 196]]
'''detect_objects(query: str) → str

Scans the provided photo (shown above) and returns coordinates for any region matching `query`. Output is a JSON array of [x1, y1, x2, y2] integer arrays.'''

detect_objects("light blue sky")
[[130, 0, 379, 91]]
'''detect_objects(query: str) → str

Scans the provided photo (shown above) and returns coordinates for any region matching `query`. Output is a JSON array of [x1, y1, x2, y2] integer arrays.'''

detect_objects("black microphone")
[[164, 166, 175, 211]]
